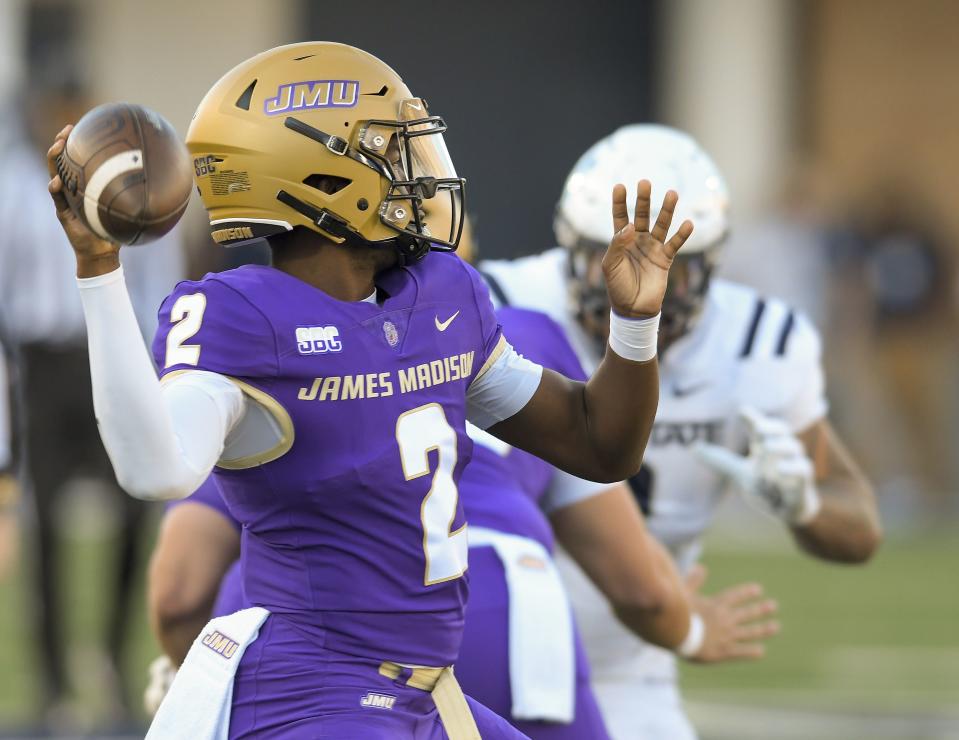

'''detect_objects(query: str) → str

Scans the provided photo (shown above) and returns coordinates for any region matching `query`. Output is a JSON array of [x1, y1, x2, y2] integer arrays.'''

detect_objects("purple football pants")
[[455, 547, 611, 739], [227, 612, 527, 739]]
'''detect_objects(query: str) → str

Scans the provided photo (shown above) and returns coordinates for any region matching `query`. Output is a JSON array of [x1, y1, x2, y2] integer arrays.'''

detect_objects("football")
[[55, 102, 193, 245]]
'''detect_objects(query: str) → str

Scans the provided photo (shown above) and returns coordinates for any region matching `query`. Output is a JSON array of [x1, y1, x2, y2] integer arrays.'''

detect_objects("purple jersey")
[[165, 475, 238, 531], [459, 308, 587, 551], [456, 308, 607, 737], [152, 253, 502, 666]]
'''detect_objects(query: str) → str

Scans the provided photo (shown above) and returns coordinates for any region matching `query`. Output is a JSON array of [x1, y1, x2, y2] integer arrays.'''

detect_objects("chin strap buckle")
[[276, 189, 351, 244], [313, 209, 349, 235], [325, 135, 348, 156]]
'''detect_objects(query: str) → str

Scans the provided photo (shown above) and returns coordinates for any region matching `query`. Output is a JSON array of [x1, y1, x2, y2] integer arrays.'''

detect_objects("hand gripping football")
[[55, 102, 193, 245]]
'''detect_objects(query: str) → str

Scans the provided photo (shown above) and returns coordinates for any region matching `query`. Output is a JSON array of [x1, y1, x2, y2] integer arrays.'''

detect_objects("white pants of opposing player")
[[555, 548, 699, 740], [592, 678, 697, 740]]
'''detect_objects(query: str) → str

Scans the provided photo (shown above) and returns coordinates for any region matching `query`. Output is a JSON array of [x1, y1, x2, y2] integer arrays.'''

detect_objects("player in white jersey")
[[479, 124, 881, 740]]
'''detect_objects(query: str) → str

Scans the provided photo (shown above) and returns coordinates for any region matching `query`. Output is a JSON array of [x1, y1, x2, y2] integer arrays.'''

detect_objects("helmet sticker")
[[264, 80, 359, 115]]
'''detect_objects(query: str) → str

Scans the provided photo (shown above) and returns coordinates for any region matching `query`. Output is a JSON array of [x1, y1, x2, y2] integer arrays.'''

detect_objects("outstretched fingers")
[[718, 582, 764, 607], [733, 619, 781, 642], [633, 179, 652, 233], [611, 183, 630, 234], [732, 598, 779, 624], [665, 219, 694, 258], [650, 189, 678, 243]]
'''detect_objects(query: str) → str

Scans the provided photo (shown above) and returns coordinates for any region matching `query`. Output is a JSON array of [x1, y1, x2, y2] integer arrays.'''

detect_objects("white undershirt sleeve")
[[78, 267, 244, 501], [540, 471, 616, 515], [466, 337, 543, 430]]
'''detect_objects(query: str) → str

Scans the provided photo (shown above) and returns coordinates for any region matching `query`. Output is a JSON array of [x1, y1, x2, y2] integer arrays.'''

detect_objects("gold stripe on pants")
[[379, 662, 481, 740]]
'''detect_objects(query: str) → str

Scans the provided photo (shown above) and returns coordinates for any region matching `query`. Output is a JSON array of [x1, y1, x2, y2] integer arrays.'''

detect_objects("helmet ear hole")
[[302, 174, 352, 195]]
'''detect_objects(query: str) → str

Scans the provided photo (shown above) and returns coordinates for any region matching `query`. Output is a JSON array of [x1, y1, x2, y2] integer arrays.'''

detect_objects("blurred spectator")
[[724, 169, 959, 521], [0, 79, 186, 725], [825, 189, 959, 517], [718, 165, 834, 326]]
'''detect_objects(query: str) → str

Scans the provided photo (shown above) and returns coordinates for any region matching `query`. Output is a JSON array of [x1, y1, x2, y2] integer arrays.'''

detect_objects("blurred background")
[[0, 0, 956, 738]]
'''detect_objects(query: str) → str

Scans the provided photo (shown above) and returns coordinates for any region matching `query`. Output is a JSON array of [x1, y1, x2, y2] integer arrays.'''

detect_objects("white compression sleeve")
[[77, 267, 244, 500], [466, 339, 543, 430]]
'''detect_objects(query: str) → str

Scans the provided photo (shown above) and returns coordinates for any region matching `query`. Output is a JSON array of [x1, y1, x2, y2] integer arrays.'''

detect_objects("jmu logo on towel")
[[201, 630, 240, 659], [360, 692, 396, 710]]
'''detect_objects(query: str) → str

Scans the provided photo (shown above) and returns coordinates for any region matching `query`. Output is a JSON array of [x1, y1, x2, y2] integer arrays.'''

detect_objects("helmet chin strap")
[[276, 189, 430, 265]]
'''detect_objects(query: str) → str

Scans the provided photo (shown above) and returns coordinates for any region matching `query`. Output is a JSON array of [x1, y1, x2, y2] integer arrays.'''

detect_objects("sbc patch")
[[296, 326, 343, 355]]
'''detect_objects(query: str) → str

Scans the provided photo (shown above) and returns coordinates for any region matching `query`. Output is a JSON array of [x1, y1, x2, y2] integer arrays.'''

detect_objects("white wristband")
[[608, 311, 659, 362], [676, 612, 705, 658]]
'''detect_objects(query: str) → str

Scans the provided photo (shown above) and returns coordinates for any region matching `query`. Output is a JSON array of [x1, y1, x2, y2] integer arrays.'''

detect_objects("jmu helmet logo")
[[265, 80, 360, 115], [296, 326, 343, 355]]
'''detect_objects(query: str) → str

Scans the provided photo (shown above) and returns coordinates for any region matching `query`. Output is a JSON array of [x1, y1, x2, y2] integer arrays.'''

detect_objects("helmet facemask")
[[279, 97, 465, 265], [360, 99, 465, 248], [657, 249, 716, 349]]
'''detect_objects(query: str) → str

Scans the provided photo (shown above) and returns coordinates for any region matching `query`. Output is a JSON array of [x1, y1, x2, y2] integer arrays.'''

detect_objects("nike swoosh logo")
[[672, 380, 710, 398], [435, 311, 460, 331]]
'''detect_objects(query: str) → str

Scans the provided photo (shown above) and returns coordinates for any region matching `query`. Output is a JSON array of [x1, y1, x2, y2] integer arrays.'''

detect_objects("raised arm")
[[489, 182, 692, 482], [47, 126, 243, 500]]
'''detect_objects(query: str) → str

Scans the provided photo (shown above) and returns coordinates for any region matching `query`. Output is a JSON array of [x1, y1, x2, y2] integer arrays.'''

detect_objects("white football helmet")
[[555, 124, 730, 347]]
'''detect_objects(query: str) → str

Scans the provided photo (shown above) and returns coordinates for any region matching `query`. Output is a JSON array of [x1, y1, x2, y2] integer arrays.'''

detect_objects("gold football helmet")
[[187, 42, 465, 264]]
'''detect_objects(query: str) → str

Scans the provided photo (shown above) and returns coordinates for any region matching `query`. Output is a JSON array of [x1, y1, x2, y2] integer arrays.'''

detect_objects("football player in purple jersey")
[[141, 308, 776, 738], [46, 42, 694, 739]]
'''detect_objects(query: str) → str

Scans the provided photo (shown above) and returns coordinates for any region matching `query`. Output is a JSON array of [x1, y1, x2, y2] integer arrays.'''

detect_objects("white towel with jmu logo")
[[146, 606, 270, 740], [468, 527, 575, 723]]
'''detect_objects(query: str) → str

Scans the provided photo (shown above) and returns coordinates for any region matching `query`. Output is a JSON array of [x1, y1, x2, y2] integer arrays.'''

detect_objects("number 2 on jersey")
[[165, 293, 207, 368], [396, 403, 468, 585]]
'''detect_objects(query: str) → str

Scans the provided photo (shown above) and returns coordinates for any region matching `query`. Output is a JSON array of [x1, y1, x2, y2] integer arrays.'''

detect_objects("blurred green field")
[[0, 516, 957, 736], [681, 526, 959, 739]]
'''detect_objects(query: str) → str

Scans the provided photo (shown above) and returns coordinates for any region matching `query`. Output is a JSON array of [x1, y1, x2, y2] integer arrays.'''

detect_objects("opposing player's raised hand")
[[683, 564, 780, 663], [602, 181, 694, 318], [46, 125, 121, 277]]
